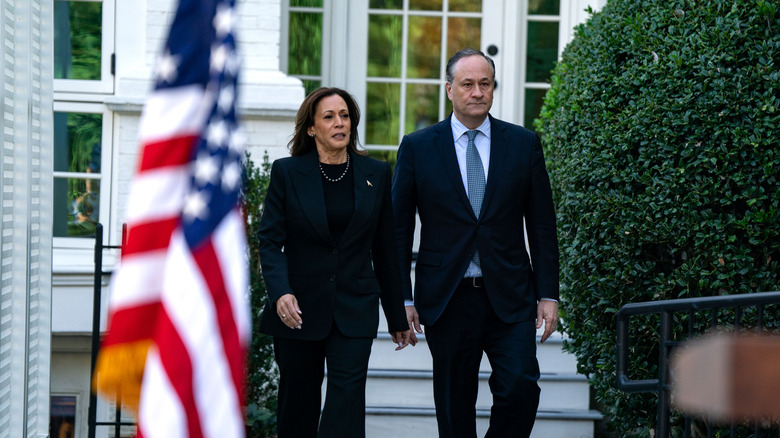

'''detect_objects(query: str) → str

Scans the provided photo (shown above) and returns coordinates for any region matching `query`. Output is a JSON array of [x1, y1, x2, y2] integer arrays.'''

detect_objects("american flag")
[[94, 0, 250, 437]]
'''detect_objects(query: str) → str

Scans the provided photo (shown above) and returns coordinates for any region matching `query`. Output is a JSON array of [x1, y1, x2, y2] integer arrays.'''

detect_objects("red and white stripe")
[[105, 85, 249, 438]]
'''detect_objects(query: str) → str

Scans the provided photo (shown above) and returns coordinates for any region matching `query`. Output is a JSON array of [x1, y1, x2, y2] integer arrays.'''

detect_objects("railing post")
[[88, 224, 104, 438], [616, 308, 628, 387], [657, 311, 673, 438]]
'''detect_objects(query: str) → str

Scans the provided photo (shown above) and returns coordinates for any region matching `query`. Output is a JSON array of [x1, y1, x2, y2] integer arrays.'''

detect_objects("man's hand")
[[391, 330, 412, 350], [276, 293, 302, 329], [536, 300, 558, 343], [405, 305, 422, 346]]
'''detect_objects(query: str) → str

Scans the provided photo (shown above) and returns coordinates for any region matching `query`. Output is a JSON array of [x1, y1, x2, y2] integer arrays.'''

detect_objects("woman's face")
[[307, 94, 351, 154]]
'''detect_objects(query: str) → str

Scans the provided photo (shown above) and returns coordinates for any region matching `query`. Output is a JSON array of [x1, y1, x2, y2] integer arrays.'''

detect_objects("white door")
[[283, 0, 574, 156]]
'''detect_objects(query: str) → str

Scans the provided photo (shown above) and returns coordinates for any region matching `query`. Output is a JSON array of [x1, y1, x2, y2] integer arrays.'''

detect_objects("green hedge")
[[537, 0, 779, 435], [243, 152, 278, 437]]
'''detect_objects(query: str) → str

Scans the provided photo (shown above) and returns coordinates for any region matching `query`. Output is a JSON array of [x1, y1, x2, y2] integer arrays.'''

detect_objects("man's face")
[[446, 55, 494, 127]]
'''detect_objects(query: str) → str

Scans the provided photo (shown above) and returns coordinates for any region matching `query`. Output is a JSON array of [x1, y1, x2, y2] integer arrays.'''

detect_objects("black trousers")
[[273, 326, 374, 438], [425, 281, 541, 438]]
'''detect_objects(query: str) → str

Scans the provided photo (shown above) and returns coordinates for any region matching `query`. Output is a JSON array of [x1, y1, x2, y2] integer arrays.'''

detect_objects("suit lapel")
[[291, 151, 334, 245], [480, 115, 507, 217], [340, 153, 376, 245], [433, 117, 475, 219]]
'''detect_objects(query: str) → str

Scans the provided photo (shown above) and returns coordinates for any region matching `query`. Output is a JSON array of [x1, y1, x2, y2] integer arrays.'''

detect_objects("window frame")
[[49, 392, 82, 438], [52, 101, 113, 268], [53, 0, 115, 95]]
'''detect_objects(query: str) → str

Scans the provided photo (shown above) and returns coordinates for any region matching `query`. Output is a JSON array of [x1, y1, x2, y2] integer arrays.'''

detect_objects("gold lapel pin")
[[366, 180, 373, 187]]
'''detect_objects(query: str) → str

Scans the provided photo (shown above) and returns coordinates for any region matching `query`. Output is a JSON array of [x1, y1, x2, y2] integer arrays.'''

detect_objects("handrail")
[[616, 291, 780, 437], [88, 224, 128, 438], [617, 291, 780, 390]]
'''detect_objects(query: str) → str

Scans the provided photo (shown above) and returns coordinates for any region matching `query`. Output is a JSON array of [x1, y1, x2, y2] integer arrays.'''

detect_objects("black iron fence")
[[616, 291, 780, 438], [88, 223, 136, 438]]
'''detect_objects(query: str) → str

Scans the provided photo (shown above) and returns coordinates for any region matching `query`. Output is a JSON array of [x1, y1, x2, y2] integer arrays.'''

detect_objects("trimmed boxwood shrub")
[[537, 0, 779, 435], [243, 152, 278, 437]]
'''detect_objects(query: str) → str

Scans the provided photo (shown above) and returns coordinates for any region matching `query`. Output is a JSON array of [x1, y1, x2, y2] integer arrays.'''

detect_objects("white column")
[[0, 0, 54, 437], [560, 0, 608, 49]]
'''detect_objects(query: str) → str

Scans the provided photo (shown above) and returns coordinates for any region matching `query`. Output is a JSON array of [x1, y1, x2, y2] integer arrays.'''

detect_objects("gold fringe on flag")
[[92, 340, 152, 413]]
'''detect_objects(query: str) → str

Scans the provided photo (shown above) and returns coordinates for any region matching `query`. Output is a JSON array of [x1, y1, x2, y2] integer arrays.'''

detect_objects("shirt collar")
[[450, 114, 491, 141]]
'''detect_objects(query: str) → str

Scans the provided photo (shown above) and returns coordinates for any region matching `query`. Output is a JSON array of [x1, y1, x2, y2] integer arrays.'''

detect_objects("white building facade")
[[0, 1, 604, 436]]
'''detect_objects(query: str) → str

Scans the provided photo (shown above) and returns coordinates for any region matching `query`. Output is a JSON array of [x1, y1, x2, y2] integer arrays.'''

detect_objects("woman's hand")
[[391, 330, 413, 351], [405, 305, 422, 346], [276, 294, 302, 329]]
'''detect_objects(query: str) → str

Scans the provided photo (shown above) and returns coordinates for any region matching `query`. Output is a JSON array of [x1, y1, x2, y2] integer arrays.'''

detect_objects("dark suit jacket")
[[392, 114, 559, 326], [258, 150, 408, 340]]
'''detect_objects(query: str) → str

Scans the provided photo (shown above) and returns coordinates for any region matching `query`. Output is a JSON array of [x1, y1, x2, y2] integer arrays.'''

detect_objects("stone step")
[[369, 331, 580, 374], [356, 369, 590, 411], [364, 406, 602, 438]]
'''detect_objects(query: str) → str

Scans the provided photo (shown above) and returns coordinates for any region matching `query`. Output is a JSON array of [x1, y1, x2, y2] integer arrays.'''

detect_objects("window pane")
[[406, 83, 439, 133], [526, 21, 558, 82], [529, 0, 560, 15], [290, 0, 322, 6], [370, 0, 402, 9], [50, 396, 77, 438], [409, 0, 442, 10], [54, 112, 102, 173], [366, 82, 400, 145], [301, 79, 321, 96], [408, 16, 442, 79], [524, 88, 547, 131], [367, 149, 398, 173], [288, 12, 322, 76], [54, 0, 103, 80], [368, 15, 402, 78], [449, 0, 480, 12], [446, 17, 481, 60], [54, 177, 100, 238]]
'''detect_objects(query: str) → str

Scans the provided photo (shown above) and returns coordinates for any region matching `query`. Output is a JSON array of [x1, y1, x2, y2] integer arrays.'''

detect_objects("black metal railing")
[[88, 223, 136, 438], [616, 291, 780, 438]]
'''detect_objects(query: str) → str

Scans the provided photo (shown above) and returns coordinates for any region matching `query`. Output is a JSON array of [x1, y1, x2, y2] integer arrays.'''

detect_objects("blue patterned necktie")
[[466, 129, 485, 266]]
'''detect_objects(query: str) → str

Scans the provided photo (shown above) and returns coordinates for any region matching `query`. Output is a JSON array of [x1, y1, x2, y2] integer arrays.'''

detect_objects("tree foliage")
[[536, 0, 780, 434], [242, 152, 278, 437]]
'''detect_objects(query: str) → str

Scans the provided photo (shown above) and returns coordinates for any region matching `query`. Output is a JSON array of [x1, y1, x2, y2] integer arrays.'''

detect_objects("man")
[[392, 48, 559, 438]]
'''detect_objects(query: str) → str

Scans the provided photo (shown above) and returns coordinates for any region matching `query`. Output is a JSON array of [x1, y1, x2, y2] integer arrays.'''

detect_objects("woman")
[[257, 87, 412, 438]]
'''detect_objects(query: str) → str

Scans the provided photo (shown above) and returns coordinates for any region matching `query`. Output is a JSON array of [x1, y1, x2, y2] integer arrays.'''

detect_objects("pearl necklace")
[[319, 154, 350, 182]]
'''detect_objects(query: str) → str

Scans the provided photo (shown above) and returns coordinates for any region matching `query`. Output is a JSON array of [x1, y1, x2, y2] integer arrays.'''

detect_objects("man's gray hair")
[[445, 48, 496, 84]]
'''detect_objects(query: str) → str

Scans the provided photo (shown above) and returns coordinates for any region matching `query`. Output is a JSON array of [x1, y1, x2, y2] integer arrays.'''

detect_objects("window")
[[52, 102, 112, 250], [53, 0, 115, 94], [364, 1, 484, 167], [52, 0, 115, 265], [283, 0, 325, 96], [522, 0, 561, 129], [50, 395, 77, 438]]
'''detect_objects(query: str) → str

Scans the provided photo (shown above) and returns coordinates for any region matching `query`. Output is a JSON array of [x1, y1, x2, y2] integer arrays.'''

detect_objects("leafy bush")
[[242, 152, 278, 437], [537, 0, 780, 435]]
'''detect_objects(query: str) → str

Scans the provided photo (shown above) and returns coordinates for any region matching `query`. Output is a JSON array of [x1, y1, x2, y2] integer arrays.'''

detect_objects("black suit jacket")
[[258, 150, 408, 340], [392, 115, 559, 326]]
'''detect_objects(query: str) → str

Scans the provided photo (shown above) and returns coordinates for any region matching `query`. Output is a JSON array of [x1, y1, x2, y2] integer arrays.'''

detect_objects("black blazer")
[[392, 115, 559, 326], [258, 150, 408, 340]]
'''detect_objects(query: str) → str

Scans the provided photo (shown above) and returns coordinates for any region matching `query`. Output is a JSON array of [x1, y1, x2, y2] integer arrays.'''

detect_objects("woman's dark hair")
[[289, 87, 365, 157]]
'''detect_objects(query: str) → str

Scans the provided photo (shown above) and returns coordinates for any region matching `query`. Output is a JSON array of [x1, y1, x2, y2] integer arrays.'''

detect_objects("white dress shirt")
[[452, 115, 491, 278]]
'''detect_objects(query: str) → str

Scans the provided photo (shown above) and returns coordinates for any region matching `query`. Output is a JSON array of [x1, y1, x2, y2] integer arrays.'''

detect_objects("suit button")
[[330, 275, 336, 282]]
